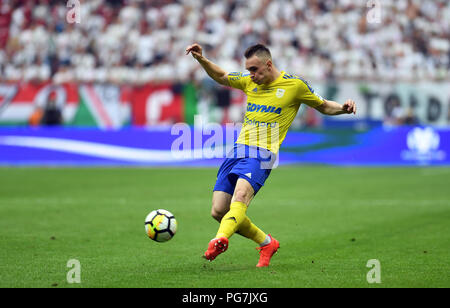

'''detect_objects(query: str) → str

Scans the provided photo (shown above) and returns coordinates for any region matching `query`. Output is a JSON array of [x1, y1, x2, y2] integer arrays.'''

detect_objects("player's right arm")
[[185, 43, 230, 87]]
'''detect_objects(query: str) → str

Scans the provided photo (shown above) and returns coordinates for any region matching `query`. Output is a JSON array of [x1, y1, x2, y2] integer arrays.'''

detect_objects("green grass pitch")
[[0, 166, 449, 288]]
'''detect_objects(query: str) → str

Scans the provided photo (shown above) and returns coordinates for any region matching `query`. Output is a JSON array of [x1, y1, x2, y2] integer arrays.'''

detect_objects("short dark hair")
[[244, 44, 272, 60]]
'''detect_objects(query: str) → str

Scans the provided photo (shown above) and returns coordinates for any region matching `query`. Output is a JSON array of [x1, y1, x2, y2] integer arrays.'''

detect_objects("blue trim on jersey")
[[283, 74, 315, 93]]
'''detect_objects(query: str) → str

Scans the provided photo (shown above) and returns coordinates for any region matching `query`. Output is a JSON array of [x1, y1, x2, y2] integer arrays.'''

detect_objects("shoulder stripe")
[[285, 74, 315, 94]]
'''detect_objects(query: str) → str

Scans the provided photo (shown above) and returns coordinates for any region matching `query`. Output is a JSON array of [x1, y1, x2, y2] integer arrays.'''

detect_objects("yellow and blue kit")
[[213, 71, 324, 195]]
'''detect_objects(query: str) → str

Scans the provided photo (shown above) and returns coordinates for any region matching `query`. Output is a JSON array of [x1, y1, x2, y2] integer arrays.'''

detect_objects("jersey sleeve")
[[227, 72, 250, 92], [296, 79, 324, 108]]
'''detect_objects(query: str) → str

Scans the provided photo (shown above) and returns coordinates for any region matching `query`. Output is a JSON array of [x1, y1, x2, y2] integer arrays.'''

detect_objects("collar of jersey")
[[260, 71, 285, 88]]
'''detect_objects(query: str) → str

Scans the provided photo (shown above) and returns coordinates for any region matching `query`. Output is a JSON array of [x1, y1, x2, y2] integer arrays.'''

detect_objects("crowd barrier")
[[0, 126, 448, 166], [1, 81, 449, 128]]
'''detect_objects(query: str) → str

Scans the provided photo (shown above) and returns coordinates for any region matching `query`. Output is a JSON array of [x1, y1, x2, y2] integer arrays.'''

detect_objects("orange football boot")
[[203, 237, 229, 261], [256, 234, 280, 267]]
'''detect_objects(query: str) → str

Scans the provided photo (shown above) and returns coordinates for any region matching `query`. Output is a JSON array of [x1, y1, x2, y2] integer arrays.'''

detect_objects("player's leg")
[[205, 179, 253, 261], [226, 178, 271, 247], [215, 178, 254, 239], [206, 156, 278, 265], [211, 189, 266, 245], [214, 178, 279, 267], [205, 157, 237, 261], [231, 177, 255, 204], [211, 191, 232, 223]]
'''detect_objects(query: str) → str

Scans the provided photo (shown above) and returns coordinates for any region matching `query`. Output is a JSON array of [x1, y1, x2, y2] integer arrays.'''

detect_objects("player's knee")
[[233, 188, 252, 204], [211, 208, 224, 222]]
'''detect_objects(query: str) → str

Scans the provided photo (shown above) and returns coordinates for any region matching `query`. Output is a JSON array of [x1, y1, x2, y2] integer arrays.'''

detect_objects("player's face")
[[245, 56, 271, 85]]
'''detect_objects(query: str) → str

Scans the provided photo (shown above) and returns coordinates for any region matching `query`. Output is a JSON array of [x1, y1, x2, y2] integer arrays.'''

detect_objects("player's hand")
[[185, 43, 203, 60], [342, 99, 356, 115]]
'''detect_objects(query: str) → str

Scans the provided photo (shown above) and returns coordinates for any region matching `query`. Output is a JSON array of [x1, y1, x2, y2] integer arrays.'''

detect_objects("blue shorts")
[[213, 144, 275, 196]]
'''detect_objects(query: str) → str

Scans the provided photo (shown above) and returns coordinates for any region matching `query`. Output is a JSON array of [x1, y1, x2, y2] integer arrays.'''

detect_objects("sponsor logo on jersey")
[[244, 116, 278, 128], [229, 72, 249, 81], [247, 103, 282, 114], [229, 72, 242, 81]]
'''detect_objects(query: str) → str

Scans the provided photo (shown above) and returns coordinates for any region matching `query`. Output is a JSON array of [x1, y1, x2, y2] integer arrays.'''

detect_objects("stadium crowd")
[[0, 0, 449, 84]]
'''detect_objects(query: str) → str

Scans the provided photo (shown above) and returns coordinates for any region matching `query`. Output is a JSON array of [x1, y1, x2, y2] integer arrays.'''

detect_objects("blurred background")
[[0, 0, 449, 166]]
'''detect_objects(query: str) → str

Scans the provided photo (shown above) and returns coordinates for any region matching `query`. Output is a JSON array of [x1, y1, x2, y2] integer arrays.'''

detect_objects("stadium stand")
[[0, 0, 449, 84]]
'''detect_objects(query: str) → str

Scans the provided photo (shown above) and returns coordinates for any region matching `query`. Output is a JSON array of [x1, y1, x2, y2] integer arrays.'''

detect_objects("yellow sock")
[[238, 216, 267, 245], [216, 201, 247, 239]]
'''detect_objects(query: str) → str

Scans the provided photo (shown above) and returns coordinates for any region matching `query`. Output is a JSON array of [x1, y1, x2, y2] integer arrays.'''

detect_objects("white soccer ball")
[[145, 209, 177, 242]]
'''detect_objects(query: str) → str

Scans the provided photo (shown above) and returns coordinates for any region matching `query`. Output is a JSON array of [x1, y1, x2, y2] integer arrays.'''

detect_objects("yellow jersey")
[[228, 71, 324, 153]]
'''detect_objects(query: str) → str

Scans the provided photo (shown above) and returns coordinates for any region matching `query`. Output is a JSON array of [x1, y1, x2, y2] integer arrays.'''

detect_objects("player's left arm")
[[296, 79, 356, 116], [315, 99, 356, 116]]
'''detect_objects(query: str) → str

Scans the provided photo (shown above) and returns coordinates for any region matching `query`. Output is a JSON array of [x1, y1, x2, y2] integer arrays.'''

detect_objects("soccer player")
[[186, 43, 356, 267]]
